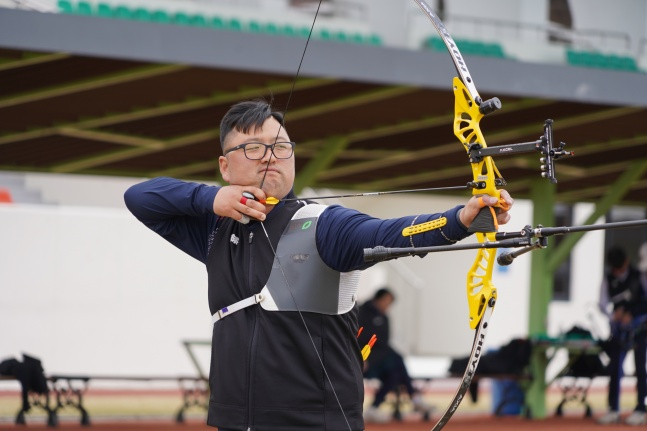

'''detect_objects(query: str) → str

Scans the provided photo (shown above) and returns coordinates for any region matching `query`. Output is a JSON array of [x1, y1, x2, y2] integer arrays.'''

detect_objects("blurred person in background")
[[358, 287, 433, 423], [597, 245, 647, 426]]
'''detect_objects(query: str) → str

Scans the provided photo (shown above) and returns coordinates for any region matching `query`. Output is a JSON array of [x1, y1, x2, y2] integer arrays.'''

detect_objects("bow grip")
[[468, 206, 498, 233], [467, 196, 509, 233]]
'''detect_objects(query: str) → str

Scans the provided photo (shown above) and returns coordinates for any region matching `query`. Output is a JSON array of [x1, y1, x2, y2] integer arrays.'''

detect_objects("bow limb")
[[432, 302, 494, 430]]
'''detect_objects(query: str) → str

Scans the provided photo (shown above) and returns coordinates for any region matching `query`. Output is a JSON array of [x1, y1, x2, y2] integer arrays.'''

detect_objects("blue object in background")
[[491, 379, 525, 416]]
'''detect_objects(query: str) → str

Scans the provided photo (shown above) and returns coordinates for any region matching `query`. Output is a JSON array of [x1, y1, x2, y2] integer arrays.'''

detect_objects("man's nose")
[[260, 145, 275, 162]]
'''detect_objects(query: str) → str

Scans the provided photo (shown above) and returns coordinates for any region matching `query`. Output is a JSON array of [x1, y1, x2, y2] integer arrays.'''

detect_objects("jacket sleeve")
[[123, 177, 220, 263], [316, 204, 470, 272]]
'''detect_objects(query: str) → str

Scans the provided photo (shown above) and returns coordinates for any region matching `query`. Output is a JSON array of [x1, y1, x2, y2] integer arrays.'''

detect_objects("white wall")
[[569, 0, 647, 54], [548, 203, 607, 338], [0, 202, 211, 378], [23, 172, 151, 208]]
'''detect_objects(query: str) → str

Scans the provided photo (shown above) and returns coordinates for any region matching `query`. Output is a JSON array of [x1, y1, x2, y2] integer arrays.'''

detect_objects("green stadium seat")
[[318, 28, 332, 40], [425, 36, 446, 51], [350, 33, 364, 44], [190, 14, 207, 27], [173, 12, 190, 25], [76, 1, 92, 15], [422, 38, 506, 58], [566, 49, 583, 66], [113, 5, 133, 19], [607, 55, 624, 70], [228, 18, 242, 31], [472, 41, 489, 56], [483, 42, 505, 58], [367, 34, 382, 45], [211, 16, 225, 29], [567, 49, 639, 72], [297, 27, 310, 38], [57, 0, 73, 13], [96, 3, 112, 17], [334, 31, 348, 42], [151, 10, 170, 23], [456, 39, 477, 55], [133, 8, 151, 21], [620, 56, 638, 71], [248, 21, 262, 32], [265, 23, 279, 34], [281, 25, 297, 37], [579, 52, 595, 67], [604, 54, 638, 71], [590, 52, 607, 68]]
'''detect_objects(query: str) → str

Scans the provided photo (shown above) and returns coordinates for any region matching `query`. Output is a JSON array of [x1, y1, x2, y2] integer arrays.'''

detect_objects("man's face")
[[219, 116, 295, 200]]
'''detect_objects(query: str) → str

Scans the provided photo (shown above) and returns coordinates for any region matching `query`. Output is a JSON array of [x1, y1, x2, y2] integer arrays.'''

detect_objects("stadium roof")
[[1, 8, 646, 206]]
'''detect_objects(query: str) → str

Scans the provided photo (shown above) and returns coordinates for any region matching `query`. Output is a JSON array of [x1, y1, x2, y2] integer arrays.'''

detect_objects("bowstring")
[[259, 223, 353, 431], [256, 1, 354, 430], [259, 0, 322, 191]]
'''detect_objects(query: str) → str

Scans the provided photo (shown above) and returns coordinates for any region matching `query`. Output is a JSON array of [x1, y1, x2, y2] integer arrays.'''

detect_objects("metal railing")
[[447, 14, 631, 50], [408, 10, 634, 53], [10, 0, 56, 12]]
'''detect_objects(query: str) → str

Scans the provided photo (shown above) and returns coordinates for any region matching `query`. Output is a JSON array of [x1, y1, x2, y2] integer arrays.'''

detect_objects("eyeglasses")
[[223, 142, 295, 160]]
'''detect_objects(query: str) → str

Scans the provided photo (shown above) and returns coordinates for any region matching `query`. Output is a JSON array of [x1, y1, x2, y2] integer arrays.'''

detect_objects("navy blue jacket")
[[124, 177, 471, 430], [124, 177, 470, 270]]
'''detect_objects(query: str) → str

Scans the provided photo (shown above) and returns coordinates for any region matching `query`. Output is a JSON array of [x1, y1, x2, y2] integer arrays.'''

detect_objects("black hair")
[[373, 288, 395, 301], [607, 246, 627, 269], [219, 99, 285, 150]]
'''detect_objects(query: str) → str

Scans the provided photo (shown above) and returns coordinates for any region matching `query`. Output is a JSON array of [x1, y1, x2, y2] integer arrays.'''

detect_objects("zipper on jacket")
[[246, 228, 258, 431]]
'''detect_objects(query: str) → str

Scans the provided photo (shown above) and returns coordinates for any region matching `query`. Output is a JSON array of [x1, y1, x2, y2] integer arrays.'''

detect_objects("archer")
[[124, 99, 514, 431]]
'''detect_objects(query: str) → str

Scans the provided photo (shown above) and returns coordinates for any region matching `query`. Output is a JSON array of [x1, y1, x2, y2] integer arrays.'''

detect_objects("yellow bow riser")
[[452, 77, 501, 329], [453, 77, 502, 201], [466, 233, 498, 329]]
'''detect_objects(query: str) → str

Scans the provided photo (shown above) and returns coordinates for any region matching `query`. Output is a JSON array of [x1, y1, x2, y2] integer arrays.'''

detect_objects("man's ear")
[[219, 156, 230, 183]]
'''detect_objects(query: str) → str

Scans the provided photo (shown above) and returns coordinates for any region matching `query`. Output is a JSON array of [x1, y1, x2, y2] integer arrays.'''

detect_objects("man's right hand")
[[213, 186, 268, 223]]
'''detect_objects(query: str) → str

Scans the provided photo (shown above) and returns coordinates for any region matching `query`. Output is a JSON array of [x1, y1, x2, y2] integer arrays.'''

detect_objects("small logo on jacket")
[[230, 234, 240, 245]]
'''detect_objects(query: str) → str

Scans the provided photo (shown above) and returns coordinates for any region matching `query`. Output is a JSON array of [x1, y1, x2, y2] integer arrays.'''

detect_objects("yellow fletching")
[[264, 197, 280, 205], [361, 345, 372, 361]]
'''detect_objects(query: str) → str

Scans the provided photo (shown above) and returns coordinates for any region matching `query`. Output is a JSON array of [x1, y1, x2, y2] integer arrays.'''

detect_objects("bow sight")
[[466, 119, 574, 189]]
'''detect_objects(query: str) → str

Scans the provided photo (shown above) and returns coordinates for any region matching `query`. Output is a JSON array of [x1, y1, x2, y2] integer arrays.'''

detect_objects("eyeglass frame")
[[223, 141, 296, 160]]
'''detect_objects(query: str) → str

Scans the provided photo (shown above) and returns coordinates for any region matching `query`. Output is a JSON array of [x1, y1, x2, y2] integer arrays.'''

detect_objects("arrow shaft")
[[280, 185, 469, 202]]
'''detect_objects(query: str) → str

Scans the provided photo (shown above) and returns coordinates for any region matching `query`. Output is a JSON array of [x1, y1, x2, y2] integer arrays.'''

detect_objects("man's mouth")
[[261, 168, 280, 175]]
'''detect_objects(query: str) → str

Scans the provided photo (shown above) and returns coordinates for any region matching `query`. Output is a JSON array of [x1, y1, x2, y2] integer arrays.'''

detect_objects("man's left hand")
[[459, 189, 514, 229]]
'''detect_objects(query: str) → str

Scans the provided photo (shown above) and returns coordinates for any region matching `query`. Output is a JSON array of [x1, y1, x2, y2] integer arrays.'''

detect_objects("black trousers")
[[365, 347, 415, 407], [607, 320, 647, 412]]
